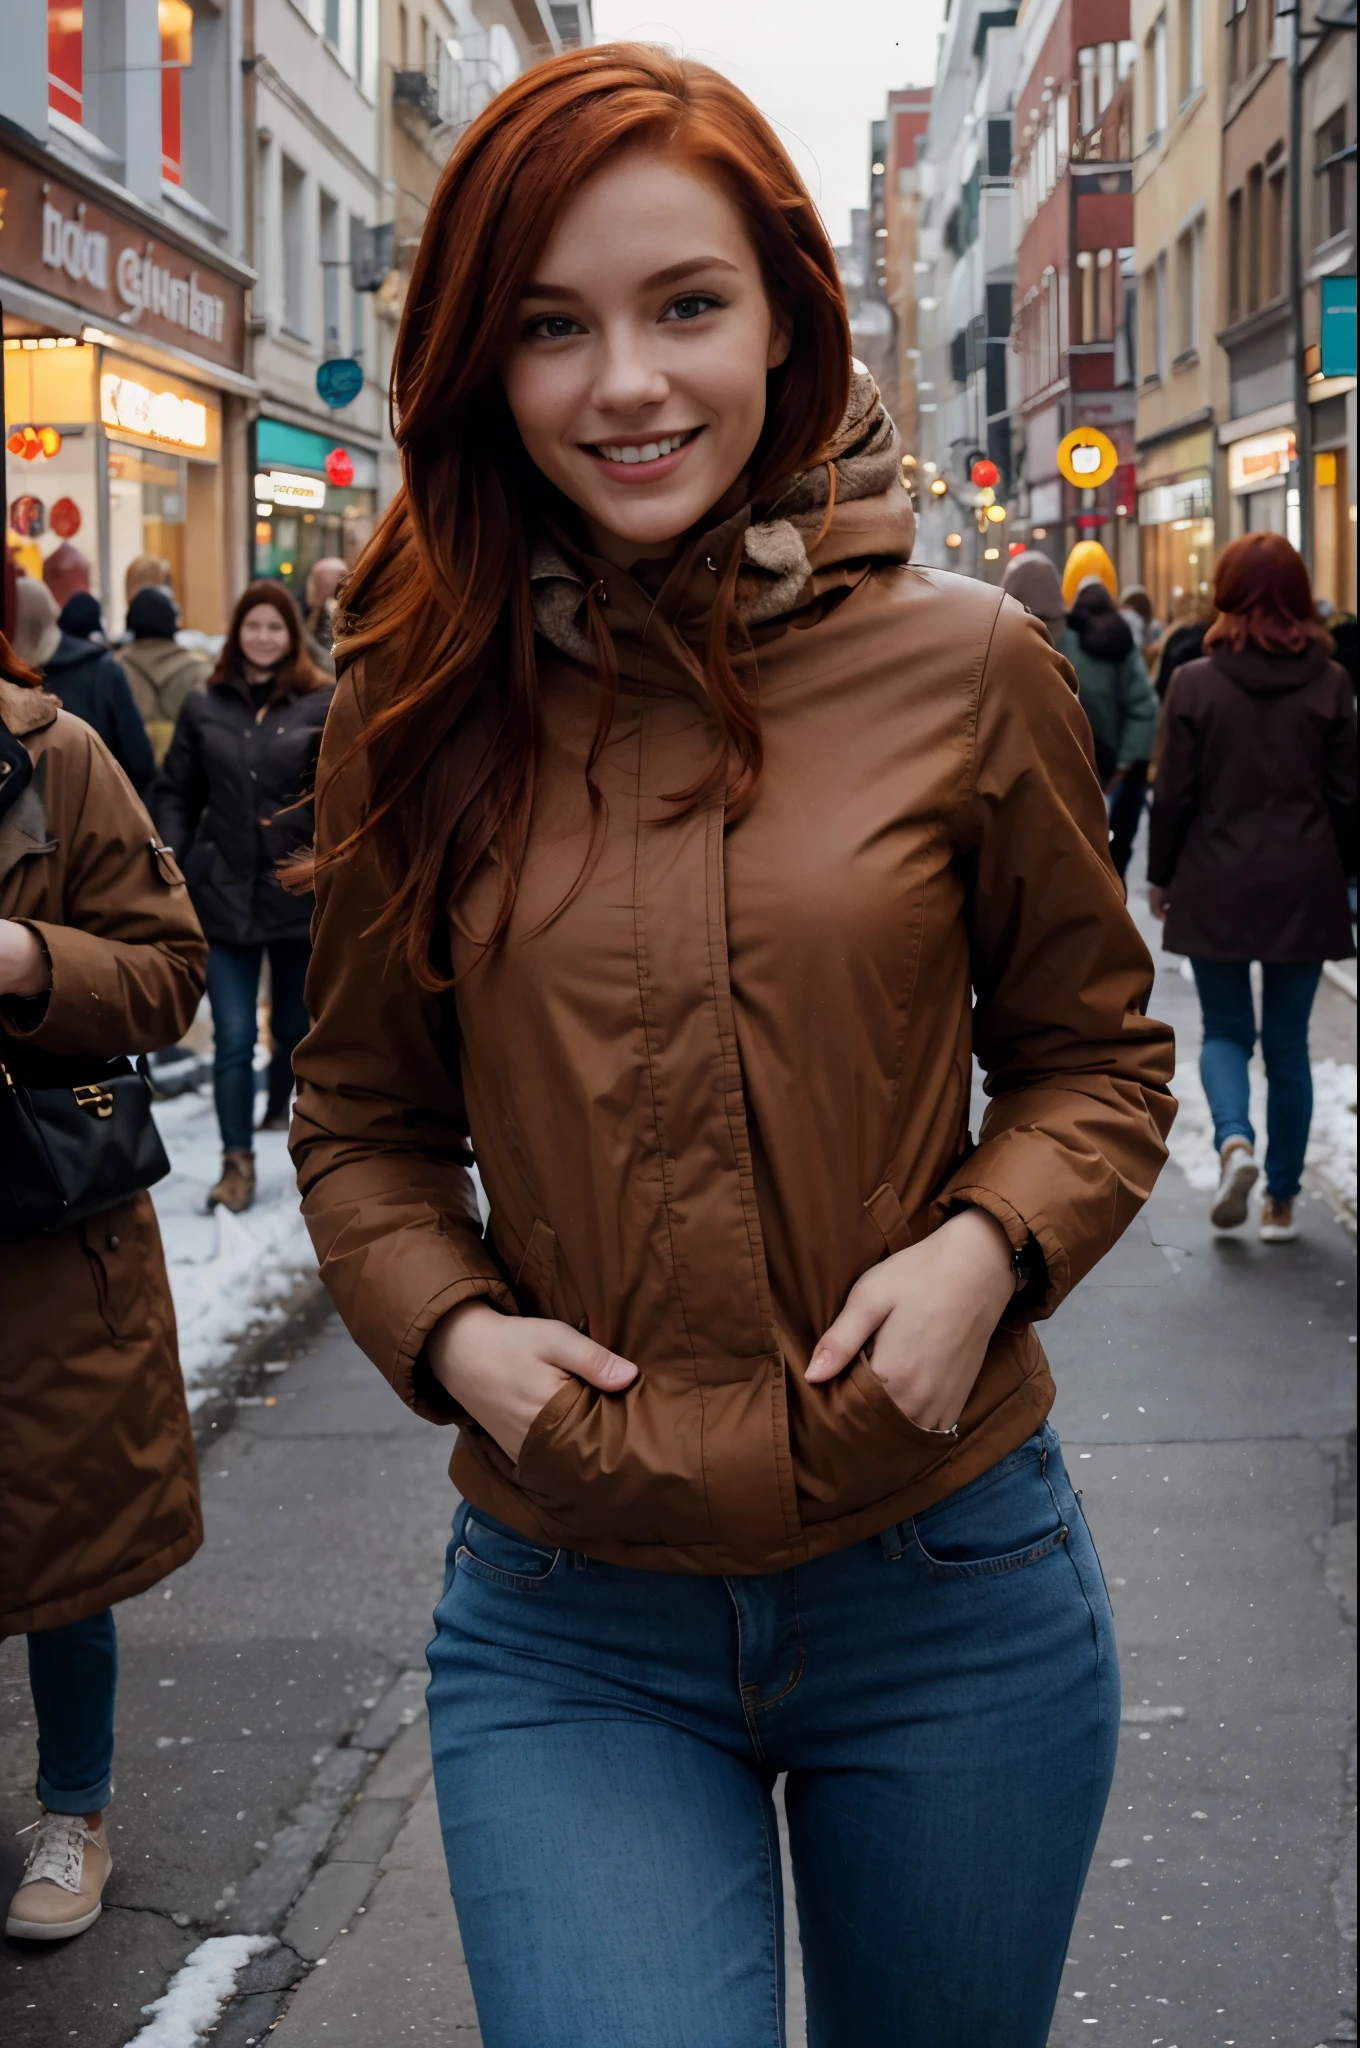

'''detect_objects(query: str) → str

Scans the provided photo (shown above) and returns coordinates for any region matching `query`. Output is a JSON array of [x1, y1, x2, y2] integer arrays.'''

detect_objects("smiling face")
[[238, 603, 292, 673], [500, 149, 791, 564]]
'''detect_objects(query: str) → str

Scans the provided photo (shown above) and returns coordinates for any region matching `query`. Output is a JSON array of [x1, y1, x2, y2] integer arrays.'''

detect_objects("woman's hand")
[[805, 1207, 1016, 1432], [0, 920, 51, 998], [428, 1300, 638, 1464], [1147, 885, 1171, 921]]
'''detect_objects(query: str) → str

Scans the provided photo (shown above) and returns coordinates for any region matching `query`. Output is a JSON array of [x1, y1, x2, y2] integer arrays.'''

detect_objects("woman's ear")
[[767, 316, 793, 370]]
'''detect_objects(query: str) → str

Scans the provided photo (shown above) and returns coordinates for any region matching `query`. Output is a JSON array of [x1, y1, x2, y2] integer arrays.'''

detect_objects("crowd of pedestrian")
[[0, 45, 1354, 2040]]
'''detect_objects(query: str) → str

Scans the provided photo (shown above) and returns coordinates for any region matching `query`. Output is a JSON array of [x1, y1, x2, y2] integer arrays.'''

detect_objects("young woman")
[[1149, 533, 1356, 1243], [0, 631, 205, 1939], [290, 47, 1175, 2048], [156, 582, 331, 1213]]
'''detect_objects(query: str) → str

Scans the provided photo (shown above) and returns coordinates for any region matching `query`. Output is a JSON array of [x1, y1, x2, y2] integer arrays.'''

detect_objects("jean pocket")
[[455, 1511, 561, 1593], [908, 1445, 1069, 1579]]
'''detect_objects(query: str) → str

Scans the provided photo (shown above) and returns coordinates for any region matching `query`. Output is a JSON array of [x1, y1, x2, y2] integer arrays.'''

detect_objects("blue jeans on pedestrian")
[[1190, 958, 1322, 1201], [205, 939, 311, 1154], [26, 1611, 118, 1814], [426, 1424, 1119, 2048]]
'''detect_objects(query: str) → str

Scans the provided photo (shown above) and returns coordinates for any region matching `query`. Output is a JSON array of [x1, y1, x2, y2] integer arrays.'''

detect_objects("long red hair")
[[0, 630, 42, 689], [210, 580, 327, 698], [1204, 533, 1332, 658], [315, 43, 851, 988]]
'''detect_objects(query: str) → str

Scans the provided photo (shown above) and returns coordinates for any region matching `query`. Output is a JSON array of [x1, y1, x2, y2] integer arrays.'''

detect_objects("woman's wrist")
[[427, 1297, 503, 1402], [943, 1205, 1018, 1312], [0, 921, 52, 999]]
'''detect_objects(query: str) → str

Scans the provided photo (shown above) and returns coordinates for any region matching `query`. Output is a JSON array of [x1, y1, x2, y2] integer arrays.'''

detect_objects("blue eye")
[[666, 294, 721, 322], [529, 316, 583, 341]]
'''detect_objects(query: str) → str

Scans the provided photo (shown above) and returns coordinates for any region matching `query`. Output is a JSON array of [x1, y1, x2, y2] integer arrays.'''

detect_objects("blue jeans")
[[205, 939, 311, 1153], [426, 1425, 1118, 2048], [1190, 958, 1322, 1200], [26, 1611, 118, 1814]]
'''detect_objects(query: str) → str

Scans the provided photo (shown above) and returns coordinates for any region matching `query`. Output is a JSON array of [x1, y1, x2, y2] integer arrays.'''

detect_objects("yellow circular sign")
[[1056, 428, 1119, 488]]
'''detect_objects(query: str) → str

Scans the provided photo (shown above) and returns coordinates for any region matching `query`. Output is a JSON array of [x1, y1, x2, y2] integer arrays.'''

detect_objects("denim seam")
[[907, 1524, 1070, 1579], [453, 1545, 560, 1595], [725, 1580, 768, 1767], [750, 1574, 806, 1715], [1054, 1502, 1116, 1965], [758, 1781, 787, 2048]]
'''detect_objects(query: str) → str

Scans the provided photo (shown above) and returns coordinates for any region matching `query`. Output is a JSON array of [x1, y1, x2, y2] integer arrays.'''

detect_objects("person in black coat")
[[1148, 533, 1356, 1246], [12, 576, 155, 797], [154, 581, 333, 1213]]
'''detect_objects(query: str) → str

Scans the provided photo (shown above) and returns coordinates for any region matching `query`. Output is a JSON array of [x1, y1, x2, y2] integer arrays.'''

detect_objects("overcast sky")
[[590, 1, 946, 247]]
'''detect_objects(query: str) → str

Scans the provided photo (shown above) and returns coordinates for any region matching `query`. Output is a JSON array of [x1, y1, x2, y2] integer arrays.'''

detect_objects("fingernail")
[[807, 1351, 829, 1379], [603, 1357, 635, 1382]]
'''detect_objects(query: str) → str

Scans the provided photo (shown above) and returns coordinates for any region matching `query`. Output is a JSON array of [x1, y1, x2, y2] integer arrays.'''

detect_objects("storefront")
[[1134, 426, 1216, 624], [1220, 410, 1300, 553], [1, 136, 251, 637], [252, 418, 379, 607]]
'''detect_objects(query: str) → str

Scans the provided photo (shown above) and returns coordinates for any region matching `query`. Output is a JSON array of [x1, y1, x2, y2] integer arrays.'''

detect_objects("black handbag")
[[0, 1044, 171, 1237]]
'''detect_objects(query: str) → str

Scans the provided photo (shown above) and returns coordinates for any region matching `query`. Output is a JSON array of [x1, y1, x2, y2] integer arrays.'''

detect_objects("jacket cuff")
[[0, 923, 54, 1038], [929, 1179, 1066, 1322], [394, 1272, 518, 1423], [0, 922, 105, 1049]]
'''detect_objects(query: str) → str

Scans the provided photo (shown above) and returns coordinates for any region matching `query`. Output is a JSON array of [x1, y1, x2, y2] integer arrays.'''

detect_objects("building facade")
[[913, 1, 1020, 576], [2, 0, 254, 636], [1007, 0, 1139, 585], [1131, 0, 1229, 620], [1296, 0, 1356, 613]]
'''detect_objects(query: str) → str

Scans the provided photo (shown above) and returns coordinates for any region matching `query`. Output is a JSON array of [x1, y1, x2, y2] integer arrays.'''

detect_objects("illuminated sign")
[[101, 372, 208, 450], [1227, 430, 1295, 493], [1056, 428, 1119, 488], [254, 469, 327, 509]]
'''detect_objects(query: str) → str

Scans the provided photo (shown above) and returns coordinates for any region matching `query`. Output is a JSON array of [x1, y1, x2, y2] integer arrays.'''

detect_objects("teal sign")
[[316, 357, 364, 409], [1320, 274, 1356, 379]]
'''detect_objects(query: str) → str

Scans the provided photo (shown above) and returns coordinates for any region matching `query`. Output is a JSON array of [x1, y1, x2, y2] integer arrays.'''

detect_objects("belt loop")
[[879, 1523, 904, 1562], [573, 1549, 587, 1571]]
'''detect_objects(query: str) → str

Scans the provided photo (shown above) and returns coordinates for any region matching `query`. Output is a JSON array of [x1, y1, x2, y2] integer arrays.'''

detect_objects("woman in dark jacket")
[[0, 630, 205, 1941], [1149, 533, 1356, 1243], [154, 582, 332, 1213], [1061, 578, 1161, 882]]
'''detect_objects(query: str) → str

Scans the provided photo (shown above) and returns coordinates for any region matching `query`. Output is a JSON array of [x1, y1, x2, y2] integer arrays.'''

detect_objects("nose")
[[590, 321, 669, 418]]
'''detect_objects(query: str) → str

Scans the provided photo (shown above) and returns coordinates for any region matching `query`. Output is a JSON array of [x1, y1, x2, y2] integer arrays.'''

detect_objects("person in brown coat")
[[1149, 532, 1356, 1243], [0, 634, 206, 1941], [289, 48, 1175, 2042]]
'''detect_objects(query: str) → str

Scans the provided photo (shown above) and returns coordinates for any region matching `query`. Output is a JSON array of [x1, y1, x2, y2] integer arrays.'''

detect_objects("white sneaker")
[[1209, 1139, 1259, 1229], [5, 1812, 111, 1940], [1259, 1198, 1299, 1243]]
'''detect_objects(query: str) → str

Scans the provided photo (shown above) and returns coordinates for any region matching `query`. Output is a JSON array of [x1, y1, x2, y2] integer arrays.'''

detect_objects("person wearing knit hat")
[[1000, 550, 1067, 648], [13, 576, 154, 795], [118, 588, 212, 765], [57, 591, 106, 643]]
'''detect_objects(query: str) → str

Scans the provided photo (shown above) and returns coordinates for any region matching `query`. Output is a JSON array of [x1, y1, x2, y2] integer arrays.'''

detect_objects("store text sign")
[[0, 145, 245, 372], [101, 372, 208, 452]]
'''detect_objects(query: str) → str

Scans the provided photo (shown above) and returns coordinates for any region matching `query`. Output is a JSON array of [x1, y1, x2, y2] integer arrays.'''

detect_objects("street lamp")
[[945, 532, 963, 549], [930, 477, 949, 497]]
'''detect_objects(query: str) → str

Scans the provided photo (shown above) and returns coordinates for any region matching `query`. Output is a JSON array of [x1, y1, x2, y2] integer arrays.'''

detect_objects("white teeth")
[[600, 432, 691, 463]]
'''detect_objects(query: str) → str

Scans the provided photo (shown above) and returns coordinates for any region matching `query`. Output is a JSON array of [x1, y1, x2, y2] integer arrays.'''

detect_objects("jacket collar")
[[0, 679, 61, 739], [1208, 639, 1333, 694], [529, 367, 915, 674]]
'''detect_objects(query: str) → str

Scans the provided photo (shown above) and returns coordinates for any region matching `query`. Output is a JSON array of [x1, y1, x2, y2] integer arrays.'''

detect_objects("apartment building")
[[1131, 0, 1229, 618], [2, 0, 254, 633], [912, 1, 1019, 577], [1007, 0, 1139, 584], [881, 87, 933, 464], [1297, 0, 1356, 611]]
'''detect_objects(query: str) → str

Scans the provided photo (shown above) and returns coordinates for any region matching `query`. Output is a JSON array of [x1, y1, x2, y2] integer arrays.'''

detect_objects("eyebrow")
[[519, 256, 741, 301]]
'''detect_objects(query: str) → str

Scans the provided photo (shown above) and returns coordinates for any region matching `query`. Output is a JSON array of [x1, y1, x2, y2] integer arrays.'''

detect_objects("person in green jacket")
[[1061, 575, 1161, 882]]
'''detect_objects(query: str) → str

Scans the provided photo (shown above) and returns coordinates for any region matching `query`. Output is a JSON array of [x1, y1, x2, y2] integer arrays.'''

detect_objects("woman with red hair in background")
[[288, 45, 1174, 2045], [1150, 533, 1356, 1241]]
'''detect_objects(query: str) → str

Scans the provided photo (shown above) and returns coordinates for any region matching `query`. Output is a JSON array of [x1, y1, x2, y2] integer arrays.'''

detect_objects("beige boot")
[[1259, 1197, 1298, 1243], [5, 1812, 111, 1940], [208, 1149, 256, 1214]]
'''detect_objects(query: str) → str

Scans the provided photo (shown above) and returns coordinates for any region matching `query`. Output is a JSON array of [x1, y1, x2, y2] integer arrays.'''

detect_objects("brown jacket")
[[1148, 642, 1357, 962], [292, 391, 1176, 1574], [0, 679, 206, 1635]]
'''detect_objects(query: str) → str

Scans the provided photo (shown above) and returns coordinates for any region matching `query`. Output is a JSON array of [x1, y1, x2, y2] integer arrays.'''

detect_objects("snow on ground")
[[129, 1935, 275, 2047], [151, 1087, 316, 1407], [1168, 1053, 1357, 1215]]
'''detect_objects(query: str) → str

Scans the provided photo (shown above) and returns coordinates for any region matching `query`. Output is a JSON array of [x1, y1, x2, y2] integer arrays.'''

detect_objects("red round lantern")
[[1008, 539, 1027, 557], [324, 446, 355, 488], [50, 496, 82, 539], [970, 457, 1000, 489]]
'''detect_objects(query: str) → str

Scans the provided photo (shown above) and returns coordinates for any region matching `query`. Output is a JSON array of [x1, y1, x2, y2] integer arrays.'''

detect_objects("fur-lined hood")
[[529, 366, 914, 662]]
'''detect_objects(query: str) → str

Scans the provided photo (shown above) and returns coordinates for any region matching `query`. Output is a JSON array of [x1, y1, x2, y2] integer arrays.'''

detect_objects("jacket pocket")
[[81, 1195, 150, 1341], [908, 1439, 1069, 1579], [513, 1220, 588, 1330], [508, 1372, 713, 1546], [787, 1346, 958, 1525]]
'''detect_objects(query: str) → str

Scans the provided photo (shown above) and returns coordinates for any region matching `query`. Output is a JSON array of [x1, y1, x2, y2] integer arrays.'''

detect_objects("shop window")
[[1316, 110, 1349, 245], [282, 156, 309, 339], [48, 0, 82, 123], [1179, 0, 1201, 100]]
